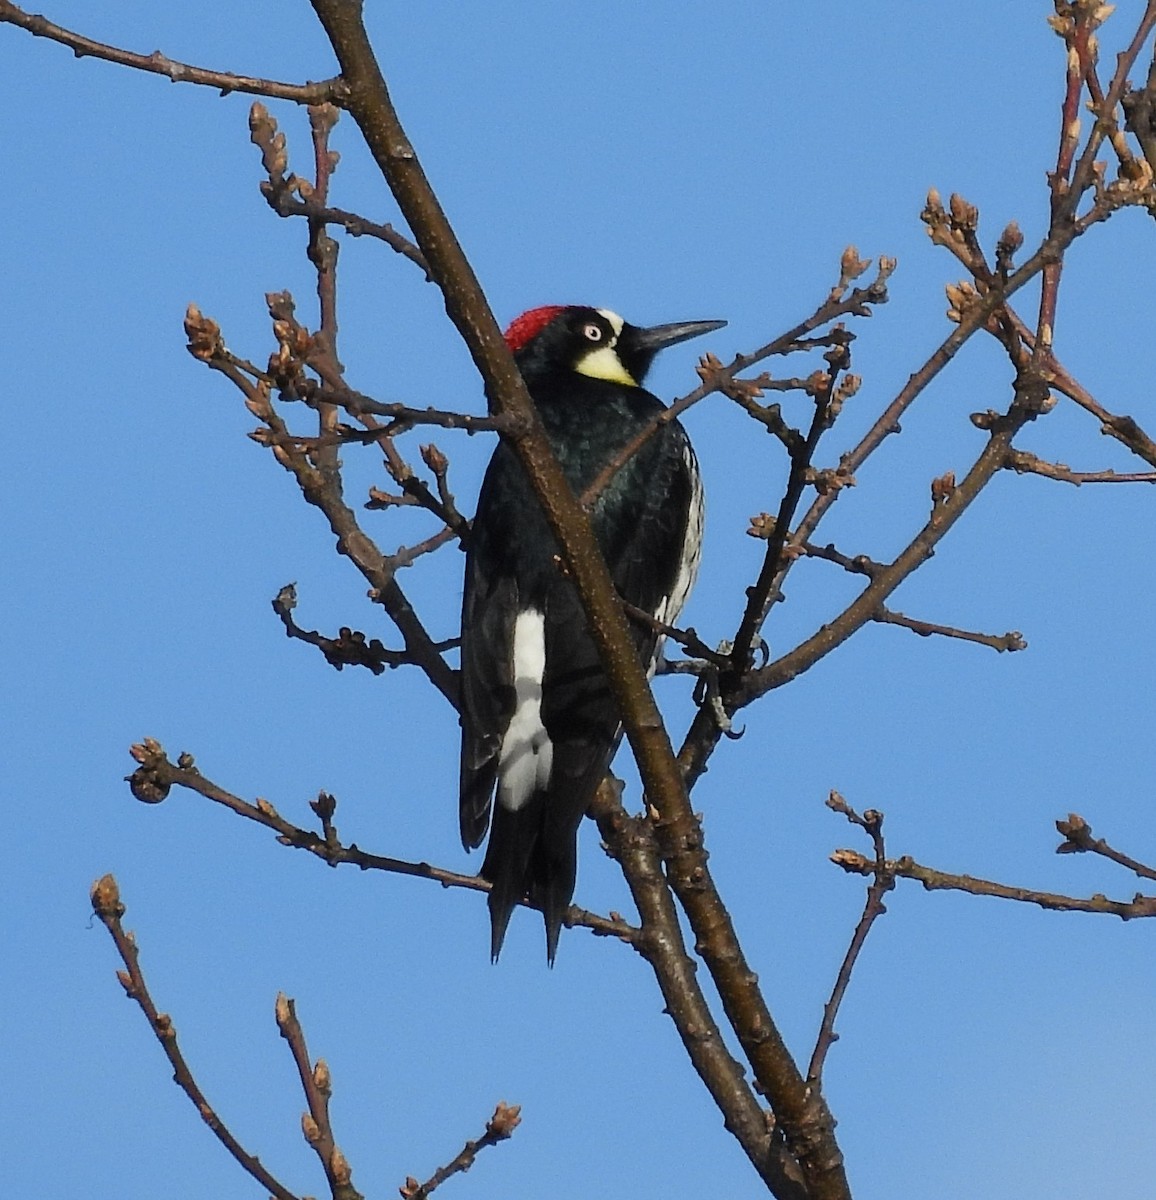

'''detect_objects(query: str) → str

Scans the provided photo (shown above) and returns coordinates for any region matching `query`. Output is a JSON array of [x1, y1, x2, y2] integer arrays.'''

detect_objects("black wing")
[[596, 417, 701, 657], [458, 449, 521, 851]]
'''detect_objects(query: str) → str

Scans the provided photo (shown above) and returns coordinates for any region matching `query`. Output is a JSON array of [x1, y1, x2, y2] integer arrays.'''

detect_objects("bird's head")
[[503, 305, 726, 388]]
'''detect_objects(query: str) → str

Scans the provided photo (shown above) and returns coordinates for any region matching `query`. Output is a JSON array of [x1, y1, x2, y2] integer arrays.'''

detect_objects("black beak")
[[628, 318, 728, 354]]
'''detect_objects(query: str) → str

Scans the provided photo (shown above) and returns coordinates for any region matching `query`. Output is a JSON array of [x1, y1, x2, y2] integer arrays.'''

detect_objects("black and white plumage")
[[460, 305, 725, 962]]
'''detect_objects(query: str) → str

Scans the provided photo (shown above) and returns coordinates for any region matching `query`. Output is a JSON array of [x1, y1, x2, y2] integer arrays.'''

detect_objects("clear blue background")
[[4, 3, 1154, 1198]]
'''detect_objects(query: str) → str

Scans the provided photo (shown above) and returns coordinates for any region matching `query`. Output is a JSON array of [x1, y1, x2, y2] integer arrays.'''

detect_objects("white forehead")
[[596, 309, 625, 337]]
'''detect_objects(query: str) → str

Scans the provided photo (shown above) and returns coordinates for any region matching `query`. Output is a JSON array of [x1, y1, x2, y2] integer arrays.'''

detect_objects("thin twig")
[[305, 384, 511, 433], [1079, 18, 1140, 171], [300, 105, 344, 491], [831, 849, 1156, 919], [400, 1103, 522, 1200], [0, 2, 343, 104], [263, 421, 495, 448], [621, 601, 728, 668], [385, 525, 459, 570], [89, 876, 302, 1200], [872, 606, 1027, 653], [578, 253, 892, 511], [729, 339, 851, 671], [275, 995, 362, 1200], [1033, 1, 1095, 359], [125, 739, 637, 944], [1055, 813, 1156, 883], [418, 443, 469, 534], [184, 304, 459, 705], [1004, 447, 1156, 485], [796, 541, 881, 579], [808, 795, 895, 1085], [270, 192, 431, 273], [272, 583, 458, 674], [250, 99, 430, 278]]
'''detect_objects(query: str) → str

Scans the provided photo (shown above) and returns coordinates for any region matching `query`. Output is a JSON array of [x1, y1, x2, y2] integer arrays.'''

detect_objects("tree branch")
[[729, 337, 852, 670], [272, 583, 458, 674], [275, 994, 362, 1200], [1003, 447, 1156, 485], [1055, 813, 1156, 883], [872, 606, 1027, 654], [249, 100, 430, 275], [808, 795, 895, 1086], [125, 739, 636, 945], [578, 251, 891, 511], [674, 46, 1156, 795], [89, 876, 303, 1200], [184, 303, 460, 705], [399, 1102, 522, 1200], [587, 782, 805, 1199], [0, 2, 344, 104], [832, 850, 1156, 919], [306, 5, 849, 1194]]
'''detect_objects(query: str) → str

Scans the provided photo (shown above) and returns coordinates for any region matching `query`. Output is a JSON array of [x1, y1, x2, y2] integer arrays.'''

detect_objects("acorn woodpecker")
[[460, 305, 725, 962]]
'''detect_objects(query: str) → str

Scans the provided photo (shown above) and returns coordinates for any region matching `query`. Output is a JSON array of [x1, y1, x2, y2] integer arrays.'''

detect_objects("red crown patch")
[[503, 305, 571, 353]]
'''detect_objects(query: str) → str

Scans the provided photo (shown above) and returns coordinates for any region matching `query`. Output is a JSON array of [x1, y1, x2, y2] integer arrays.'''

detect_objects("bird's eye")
[[582, 323, 603, 342]]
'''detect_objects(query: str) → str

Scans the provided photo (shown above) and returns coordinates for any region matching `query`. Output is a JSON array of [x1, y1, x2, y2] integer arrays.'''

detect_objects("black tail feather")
[[481, 790, 581, 965], [482, 797, 544, 962]]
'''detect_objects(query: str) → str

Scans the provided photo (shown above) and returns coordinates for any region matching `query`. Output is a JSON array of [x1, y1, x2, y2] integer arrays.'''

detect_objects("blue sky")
[[4, 3, 1155, 1198]]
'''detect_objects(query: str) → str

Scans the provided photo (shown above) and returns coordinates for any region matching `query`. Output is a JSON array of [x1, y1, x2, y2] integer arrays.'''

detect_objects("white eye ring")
[[582, 323, 603, 342]]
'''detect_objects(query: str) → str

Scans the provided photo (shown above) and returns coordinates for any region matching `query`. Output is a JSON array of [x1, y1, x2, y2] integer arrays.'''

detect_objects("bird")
[[459, 304, 726, 962]]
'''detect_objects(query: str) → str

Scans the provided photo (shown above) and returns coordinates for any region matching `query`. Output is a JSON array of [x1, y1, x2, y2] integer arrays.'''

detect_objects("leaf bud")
[[330, 1146, 352, 1185], [90, 874, 124, 919]]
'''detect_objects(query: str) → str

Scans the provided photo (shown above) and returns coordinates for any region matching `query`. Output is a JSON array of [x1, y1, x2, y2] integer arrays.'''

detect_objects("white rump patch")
[[497, 609, 554, 812]]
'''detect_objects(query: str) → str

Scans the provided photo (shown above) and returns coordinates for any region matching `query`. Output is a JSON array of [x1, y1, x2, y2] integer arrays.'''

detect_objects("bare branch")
[[579, 253, 892, 511], [621, 602, 728, 668], [872, 606, 1027, 654], [125, 739, 636, 944], [832, 850, 1156, 919], [1004, 447, 1156, 485], [675, 228, 1073, 797], [728, 337, 853, 673], [184, 302, 459, 705], [399, 1102, 522, 1200], [272, 583, 458, 674], [920, 204, 1156, 475], [384, 524, 459, 571], [271, 193, 432, 273], [308, 390, 508, 434], [0, 2, 343, 104], [89, 876, 302, 1200], [587, 781, 804, 1199], [306, 7, 848, 1193], [808, 795, 895, 1085], [1056, 813, 1156, 883], [249, 100, 430, 275], [796, 541, 880, 579], [1033, 357, 1156, 467], [275, 995, 362, 1200]]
